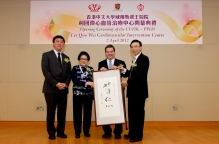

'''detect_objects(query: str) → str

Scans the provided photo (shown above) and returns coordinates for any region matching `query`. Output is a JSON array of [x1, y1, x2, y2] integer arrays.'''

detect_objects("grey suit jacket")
[[41, 50, 71, 93]]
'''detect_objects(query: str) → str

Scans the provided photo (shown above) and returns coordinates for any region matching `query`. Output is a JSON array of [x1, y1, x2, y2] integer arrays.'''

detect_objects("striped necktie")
[[109, 60, 112, 69]]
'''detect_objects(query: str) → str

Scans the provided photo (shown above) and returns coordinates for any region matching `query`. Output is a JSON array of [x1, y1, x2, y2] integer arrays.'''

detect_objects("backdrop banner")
[[30, 1, 202, 44]]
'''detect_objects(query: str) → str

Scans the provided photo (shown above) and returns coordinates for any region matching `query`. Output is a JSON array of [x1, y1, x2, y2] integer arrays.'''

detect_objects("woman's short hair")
[[77, 51, 90, 61]]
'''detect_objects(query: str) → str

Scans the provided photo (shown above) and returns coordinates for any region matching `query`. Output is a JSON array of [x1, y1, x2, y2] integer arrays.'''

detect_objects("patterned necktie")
[[109, 60, 112, 69], [58, 53, 62, 65], [133, 57, 136, 63]]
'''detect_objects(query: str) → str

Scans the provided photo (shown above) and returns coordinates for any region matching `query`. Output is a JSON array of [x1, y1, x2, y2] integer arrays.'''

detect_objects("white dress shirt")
[[107, 58, 115, 69], [53, 49, 62, 63]]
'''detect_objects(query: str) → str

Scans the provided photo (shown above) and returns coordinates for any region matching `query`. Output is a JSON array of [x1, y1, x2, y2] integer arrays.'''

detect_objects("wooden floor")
[[0, 121, 219, 144]]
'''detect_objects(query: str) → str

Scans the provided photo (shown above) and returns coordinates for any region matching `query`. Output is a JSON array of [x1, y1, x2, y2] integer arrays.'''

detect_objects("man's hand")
[[110, 66, 118, 70], [100, 67, 107, 71], [121, 81, 128, 87], [61, 83, 67, 88], [118, 66, 124, 71], [56, 83, 66, 90]]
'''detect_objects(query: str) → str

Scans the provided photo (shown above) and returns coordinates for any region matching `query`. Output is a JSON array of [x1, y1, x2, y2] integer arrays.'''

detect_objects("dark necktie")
[[58, 53, 62, 65]]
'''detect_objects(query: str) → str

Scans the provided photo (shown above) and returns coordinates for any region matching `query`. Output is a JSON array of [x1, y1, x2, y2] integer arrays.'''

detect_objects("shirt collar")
[[53, 49, 62, 57], [107, 58, 115, 64], [134, 52, 141, 62]]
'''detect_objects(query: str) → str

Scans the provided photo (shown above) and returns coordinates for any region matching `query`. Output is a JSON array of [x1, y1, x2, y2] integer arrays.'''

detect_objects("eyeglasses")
[[80, 58, 88, 61]]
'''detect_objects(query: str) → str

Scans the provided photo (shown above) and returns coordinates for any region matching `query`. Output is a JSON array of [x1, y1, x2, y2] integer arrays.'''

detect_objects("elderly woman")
[[71, 51, 94, 138]]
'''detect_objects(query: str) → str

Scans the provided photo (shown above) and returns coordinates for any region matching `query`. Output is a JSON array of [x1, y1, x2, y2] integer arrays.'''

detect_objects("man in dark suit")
[[98, 44, 127, 139], [41, 35, 71, 140], [119, 39, 150, 142]]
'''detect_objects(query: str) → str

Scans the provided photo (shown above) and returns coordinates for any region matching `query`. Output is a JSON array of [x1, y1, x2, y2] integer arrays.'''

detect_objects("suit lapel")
[[104, 59, 108, 69], [62, 54, 69, 69], [135, 53, 143, 64], [114, 59, 119, 66], [130, 53, 142, 77], [61, 55, 65, 69]]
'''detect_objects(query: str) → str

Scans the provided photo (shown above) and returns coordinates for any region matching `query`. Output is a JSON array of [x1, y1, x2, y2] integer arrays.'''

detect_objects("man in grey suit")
[[41, 35, 71, 140]]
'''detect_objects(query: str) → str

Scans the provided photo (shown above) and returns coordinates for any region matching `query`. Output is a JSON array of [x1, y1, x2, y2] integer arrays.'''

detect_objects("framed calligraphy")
[[93, 69, 126, 125]]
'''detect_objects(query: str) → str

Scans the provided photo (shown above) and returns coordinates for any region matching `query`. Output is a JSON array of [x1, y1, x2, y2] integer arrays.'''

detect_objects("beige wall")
[[0, 0, 219, 121]]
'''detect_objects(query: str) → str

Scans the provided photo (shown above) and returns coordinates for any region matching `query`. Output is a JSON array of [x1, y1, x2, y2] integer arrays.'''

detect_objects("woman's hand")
[[87, 82, 94, 88]]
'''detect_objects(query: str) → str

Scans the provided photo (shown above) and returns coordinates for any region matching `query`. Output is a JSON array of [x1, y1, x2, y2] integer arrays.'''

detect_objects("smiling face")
[[53, 38, 65, 52], [105, 47, 115, 60], [79, 55, 88, 67], [130, 42, 142, 56]]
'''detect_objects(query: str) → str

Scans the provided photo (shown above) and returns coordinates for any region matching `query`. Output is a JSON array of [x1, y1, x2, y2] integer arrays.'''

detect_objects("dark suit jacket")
[[41, 50, 71, 93], [98, 58, 127, 78], [124, 53, 149, 98]]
